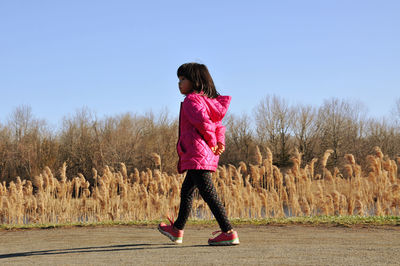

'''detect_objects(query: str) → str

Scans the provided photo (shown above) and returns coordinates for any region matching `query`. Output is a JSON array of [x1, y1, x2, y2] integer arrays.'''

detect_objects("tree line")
[[1, 96, 399, 184]]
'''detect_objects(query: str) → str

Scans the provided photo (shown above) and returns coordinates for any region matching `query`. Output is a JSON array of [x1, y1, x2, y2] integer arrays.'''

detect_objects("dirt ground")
[[0, 224, 399, 265]]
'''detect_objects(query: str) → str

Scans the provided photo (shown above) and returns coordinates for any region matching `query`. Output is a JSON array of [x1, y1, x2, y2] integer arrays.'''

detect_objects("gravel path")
[[1, 225, 399, 265]]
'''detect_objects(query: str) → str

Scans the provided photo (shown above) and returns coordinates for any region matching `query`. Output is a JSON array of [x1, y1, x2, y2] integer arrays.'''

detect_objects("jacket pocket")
[[177, 140, 186, 155]]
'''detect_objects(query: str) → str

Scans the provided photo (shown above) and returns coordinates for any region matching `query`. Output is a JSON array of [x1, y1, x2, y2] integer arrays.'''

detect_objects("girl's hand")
[[211, 142, 225, 155]]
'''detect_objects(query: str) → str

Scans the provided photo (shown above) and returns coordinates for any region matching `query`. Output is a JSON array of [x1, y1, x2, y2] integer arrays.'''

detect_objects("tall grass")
[[0, 146, 399, 225]]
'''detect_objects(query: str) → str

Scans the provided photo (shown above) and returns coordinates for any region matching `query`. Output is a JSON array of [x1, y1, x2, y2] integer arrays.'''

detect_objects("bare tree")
[[390, 98, 400, 127], [1, 105, 52, 180], [8, 105, 33, 142], [292, 104, 320, 164], [0, 123, 11, 180], [254, 95, 294, 166], [365, 118, 399, 159], [99, 113, 146, 170], [222, 113, 255, 165], [137, 109, 178, 173], [58, 107, 99, 180], [317, 98, 366, 167]]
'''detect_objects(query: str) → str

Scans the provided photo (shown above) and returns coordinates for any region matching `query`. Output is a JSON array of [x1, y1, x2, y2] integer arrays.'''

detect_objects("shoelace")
[[212, 230, 234, 235], [212, 230, 222, 235], [166, 215, 183, 233], [167, 215, 175, 225]]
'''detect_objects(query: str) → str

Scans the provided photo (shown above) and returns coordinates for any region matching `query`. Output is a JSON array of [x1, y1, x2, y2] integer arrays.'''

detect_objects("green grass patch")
[[0, 220, 164, 230], [1, 216, 399, 230], [229, 215, 400, 226]]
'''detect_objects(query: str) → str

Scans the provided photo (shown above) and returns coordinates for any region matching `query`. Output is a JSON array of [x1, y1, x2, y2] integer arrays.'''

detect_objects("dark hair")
[[177, 63, 220, 98]]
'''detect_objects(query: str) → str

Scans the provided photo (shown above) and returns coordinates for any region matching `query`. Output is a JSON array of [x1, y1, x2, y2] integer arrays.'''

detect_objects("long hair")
[[177, 63, 220, 98]]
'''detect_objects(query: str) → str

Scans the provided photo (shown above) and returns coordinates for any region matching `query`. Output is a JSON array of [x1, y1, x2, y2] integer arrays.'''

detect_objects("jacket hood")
[[202, 94, 231, 122]]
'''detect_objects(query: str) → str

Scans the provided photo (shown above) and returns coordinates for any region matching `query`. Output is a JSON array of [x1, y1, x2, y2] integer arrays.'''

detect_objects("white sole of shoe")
[[208, 238, 240, 246]]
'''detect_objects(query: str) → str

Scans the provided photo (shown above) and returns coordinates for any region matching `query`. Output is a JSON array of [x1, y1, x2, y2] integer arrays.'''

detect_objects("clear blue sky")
[[1, 0, 399, 127]]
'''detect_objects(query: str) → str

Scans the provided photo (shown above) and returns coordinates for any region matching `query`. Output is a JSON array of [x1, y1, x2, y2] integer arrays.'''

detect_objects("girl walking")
[[158, 62, 239, 246]]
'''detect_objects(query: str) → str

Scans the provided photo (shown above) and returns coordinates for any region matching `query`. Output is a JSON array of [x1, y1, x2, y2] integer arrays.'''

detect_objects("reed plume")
[[322, 149, 334, 168], [253, 145, 263, 165]]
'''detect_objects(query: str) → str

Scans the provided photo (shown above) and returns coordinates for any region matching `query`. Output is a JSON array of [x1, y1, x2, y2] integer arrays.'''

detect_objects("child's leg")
[[173, 170, 197, 230], [194, 170, 233, 233]]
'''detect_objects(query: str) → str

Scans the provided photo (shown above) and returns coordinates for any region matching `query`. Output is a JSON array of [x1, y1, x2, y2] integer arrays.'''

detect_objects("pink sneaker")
[[158, 217, 184, 244], [208, 230, 240, 246]]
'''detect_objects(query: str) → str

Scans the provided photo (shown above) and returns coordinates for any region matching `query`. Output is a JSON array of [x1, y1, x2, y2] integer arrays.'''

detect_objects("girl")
[[158, 62, 240, 246]]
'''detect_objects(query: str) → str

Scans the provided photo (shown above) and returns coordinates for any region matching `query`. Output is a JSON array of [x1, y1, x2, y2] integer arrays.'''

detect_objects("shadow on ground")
[[0, 243, 209, 259]]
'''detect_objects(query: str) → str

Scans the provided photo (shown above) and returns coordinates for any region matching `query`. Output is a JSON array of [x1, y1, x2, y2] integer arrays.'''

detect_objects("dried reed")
[[0, 148, 399, 225]]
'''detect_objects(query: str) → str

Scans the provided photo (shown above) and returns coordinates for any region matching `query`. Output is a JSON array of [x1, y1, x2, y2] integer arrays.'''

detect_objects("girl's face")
[[178, 76, 193, 95]]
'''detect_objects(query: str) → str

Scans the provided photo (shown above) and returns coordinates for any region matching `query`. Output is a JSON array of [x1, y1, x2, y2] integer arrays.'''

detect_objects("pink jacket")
[[177, 93, 231, 174]]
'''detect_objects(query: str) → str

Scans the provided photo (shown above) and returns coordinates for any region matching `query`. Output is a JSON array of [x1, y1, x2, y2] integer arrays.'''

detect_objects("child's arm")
[[213, 121, 226, 155], [215, 121, 225, 146], [182, 95, 217, 148]]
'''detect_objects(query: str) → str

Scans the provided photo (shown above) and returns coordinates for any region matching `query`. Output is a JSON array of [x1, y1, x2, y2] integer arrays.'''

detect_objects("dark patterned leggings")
[[174, 169, 233, 232]]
